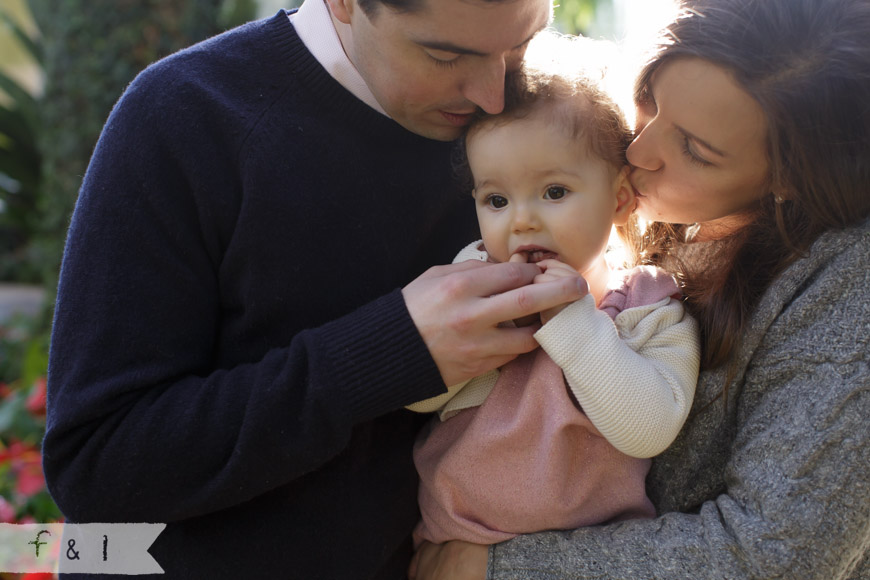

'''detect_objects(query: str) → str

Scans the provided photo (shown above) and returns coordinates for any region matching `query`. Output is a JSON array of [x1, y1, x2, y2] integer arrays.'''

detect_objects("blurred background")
[[0, 1, 675, 576]]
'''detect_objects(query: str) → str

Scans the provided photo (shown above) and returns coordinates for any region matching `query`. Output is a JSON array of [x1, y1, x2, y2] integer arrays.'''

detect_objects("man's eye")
[[486, 195, 508, 209], [426, 50, 461, 69], [544, 186, 568, 200]]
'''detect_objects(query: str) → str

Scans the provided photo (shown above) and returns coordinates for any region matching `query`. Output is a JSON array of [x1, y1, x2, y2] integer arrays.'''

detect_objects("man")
[[44, 0, 581, 578]]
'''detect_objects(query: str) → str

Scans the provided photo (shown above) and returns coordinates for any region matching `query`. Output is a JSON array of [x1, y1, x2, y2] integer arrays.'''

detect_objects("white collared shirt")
[[288, 0, 389, 116]]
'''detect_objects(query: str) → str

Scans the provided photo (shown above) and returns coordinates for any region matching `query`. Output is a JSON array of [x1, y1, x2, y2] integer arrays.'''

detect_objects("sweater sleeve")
[[489, 232, 870, 580], [535, 293, 700, 458], [41, 62, 446, 524]]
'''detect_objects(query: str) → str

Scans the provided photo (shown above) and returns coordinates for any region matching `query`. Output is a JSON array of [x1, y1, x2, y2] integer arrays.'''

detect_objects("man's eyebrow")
[[416, 29, 540, 57], [675, 125, 727, 158]]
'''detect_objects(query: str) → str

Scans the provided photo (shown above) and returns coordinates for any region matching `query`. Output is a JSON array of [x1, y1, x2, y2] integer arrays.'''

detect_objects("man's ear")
[[612, 166, 636, 226], [325, 0, 354, 24]]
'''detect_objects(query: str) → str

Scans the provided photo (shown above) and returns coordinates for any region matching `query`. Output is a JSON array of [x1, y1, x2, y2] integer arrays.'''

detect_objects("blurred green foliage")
[[0, 6, 42, 283], [553, 0, 600, 35]]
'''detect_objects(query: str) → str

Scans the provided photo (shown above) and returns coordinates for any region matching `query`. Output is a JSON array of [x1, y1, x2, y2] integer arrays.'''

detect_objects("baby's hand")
[[533, 260, 588, 324]]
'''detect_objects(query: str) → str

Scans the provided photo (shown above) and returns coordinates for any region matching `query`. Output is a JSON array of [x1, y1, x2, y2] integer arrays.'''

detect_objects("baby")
[[408, 36, 701, 545]]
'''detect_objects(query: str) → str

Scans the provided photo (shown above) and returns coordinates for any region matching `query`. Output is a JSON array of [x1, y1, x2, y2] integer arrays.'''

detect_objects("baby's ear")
[[612, 166, 636, 226]]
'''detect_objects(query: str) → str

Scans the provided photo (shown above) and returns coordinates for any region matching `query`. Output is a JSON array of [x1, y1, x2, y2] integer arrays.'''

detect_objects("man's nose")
[[462, 56, 506, 115]]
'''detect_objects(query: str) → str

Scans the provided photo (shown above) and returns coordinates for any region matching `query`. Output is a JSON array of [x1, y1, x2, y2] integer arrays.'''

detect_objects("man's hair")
[[626, 0, 870, 378], [357, 0, 511, 17]]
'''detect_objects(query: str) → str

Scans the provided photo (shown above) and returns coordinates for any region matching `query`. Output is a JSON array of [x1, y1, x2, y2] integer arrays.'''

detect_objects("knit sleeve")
[[535, 290, 700, 458], [489, 225, 870, 580]]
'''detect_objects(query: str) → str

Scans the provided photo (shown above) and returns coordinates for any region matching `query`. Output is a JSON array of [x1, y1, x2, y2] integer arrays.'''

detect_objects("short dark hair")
[[357, 0, 513, 18]]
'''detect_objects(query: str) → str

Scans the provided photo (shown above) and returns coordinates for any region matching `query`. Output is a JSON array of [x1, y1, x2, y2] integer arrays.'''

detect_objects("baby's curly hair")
[[454, 33, 632, 190]]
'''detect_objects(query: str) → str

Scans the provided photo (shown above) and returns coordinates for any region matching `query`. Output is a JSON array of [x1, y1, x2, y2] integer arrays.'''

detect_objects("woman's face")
[[627, 57, 771, 231]]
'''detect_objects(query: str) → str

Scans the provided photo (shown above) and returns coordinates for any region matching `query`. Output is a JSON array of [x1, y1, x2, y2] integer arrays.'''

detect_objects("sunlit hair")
[[456, 32, 632, 192], [626, 0, 870, 380]]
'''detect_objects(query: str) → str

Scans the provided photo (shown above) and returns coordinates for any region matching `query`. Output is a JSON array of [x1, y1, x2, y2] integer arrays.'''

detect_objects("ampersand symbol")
[[66, 539, 81, 560]]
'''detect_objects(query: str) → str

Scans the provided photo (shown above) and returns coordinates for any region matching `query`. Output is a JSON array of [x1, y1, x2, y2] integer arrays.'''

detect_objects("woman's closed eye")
[[680, 135, 713, 167]]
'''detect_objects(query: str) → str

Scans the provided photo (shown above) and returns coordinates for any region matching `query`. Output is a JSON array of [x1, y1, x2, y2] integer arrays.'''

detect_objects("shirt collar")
[[289, 0, 389, 116]]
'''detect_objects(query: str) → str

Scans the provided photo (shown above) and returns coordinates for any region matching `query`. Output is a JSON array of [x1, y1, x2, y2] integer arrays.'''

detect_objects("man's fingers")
[[482, 275, 585, 323], [417, 259, 489, 279], [461, 261, 541, 296], [487, 326, 540, 358]]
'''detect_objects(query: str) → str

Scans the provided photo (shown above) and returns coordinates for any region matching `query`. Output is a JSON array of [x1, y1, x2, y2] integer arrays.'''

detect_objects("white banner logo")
[[0, 523, 165, 575]]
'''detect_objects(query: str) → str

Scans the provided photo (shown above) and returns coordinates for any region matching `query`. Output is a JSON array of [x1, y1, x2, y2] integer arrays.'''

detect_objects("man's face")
[[330, 0, 552, 141]]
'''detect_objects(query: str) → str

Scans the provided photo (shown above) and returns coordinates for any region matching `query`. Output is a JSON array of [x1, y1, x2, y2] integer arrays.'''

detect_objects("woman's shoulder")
[[769, 218, 869, 306], [745, 218, 869, 364]]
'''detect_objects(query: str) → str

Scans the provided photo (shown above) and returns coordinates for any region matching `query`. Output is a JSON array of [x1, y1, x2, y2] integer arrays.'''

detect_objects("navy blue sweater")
[[44, 11, 478, 579]]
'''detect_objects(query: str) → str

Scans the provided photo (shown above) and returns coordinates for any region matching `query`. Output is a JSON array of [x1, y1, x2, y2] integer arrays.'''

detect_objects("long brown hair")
[[626, 0, 870, 373]]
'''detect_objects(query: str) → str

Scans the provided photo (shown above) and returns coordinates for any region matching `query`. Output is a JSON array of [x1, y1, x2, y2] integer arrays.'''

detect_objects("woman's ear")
[[612, 166, 636, 226], [325, 0, 354, 24]]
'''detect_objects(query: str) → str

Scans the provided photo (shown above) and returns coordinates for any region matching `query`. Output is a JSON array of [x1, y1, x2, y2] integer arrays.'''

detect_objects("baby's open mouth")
[[518, 249, 558, 263]]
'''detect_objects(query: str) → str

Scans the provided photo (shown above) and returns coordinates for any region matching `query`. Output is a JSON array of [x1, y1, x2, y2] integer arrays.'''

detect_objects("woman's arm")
[[488, 351, 869, 579]]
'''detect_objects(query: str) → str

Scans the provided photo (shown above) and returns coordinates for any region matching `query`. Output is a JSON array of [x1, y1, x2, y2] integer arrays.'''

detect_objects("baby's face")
[[467, 115, 631, 275]]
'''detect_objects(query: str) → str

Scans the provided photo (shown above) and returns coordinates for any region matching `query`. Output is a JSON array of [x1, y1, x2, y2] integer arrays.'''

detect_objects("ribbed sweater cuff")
[[315, 289, 446, 423]]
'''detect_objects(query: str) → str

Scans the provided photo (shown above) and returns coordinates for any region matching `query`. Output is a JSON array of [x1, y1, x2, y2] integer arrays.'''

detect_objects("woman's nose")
[[626, 120, 663, 172]]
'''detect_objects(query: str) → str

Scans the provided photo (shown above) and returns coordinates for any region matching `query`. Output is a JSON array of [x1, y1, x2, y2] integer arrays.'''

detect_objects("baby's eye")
[[544, 186, 568, 200], [486, 194, 509, 209]]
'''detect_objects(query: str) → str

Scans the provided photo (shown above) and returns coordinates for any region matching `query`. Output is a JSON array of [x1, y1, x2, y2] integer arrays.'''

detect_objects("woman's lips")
[[628, 172, 646, 197]]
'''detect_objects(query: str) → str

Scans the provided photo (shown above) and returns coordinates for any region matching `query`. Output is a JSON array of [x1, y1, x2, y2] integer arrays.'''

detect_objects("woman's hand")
[[408, 540, 489, 580]]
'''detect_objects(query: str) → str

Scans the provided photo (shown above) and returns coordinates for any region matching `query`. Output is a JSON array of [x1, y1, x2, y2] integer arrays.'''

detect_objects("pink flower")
[[26, 377, 47, 417], [0, 495, 16, 522], [15, 461, 46, 497], [0, 440, 47, 498]]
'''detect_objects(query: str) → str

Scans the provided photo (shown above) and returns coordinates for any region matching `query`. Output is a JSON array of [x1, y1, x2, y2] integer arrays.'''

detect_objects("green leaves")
[[0, 6, 42, 283]]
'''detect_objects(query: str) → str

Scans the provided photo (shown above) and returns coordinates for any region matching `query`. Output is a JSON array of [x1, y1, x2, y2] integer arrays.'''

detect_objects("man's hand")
[[532, 259, 588, 325], [408, 541, 488, 580], [403, 259, 586, 386]]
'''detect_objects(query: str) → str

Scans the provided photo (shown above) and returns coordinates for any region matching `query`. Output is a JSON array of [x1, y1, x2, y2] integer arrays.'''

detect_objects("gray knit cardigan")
[[488, 218, 869, 579]]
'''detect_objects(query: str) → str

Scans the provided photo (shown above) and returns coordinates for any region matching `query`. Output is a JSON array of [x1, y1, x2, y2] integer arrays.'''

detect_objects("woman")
[[410, 0, 870, 577]]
